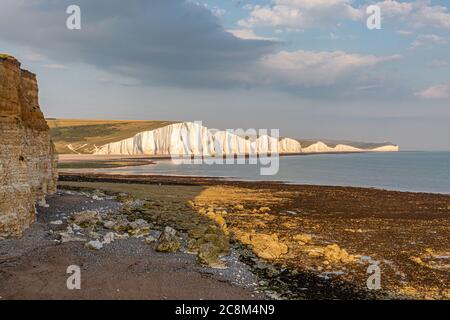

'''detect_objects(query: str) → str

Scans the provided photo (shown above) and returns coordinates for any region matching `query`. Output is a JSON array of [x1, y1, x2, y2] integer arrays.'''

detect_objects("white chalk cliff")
[[370, 145, 400, 152], [94, 122, 399, 156], [302, 142, 364, 153]]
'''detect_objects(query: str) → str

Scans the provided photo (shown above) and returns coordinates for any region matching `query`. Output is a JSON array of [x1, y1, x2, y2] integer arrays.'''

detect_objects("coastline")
[[56, 173, 449, 299], [58, 171, 450, 196], [2, 172, 449, 299], [58, 150, 389, 162], [57, 152, 450, 195]]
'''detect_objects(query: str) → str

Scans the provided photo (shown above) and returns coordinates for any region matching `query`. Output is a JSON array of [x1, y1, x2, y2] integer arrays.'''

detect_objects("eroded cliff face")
[[94, 121, 399, 156], [94, 122, 301, 156], [0, 54, 57, 239]]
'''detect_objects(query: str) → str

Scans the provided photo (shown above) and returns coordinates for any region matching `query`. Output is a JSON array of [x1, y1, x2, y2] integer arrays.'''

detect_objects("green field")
[[47, 119, 176, 154]]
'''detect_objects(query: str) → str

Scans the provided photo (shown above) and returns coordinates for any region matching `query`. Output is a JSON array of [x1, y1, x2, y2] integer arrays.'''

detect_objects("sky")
[[0, 0, 449, 150]]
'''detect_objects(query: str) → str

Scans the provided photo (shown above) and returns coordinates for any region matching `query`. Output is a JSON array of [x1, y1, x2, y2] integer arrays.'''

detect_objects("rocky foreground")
[[0, 188, 263, 299], [2, 174, 448, 300]]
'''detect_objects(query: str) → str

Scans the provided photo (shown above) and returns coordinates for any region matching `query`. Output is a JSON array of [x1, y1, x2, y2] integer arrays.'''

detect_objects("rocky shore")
[[0, 188, 263, 299], [1, 173, 449, 299]]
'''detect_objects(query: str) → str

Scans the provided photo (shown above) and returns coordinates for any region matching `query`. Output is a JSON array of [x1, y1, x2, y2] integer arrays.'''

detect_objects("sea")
[[80, 151, 450, 194]]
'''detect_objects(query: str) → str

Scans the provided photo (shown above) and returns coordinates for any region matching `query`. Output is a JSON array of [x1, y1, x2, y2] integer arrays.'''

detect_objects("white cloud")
[[239, 0, 363, 30], [0, 0, 278, 89], [396, 29, 413, 36], [357, 84, 384, 91], [24, 51, 45, 62], [375, 0, 450, 29], [427, 59, 449, 68], [259, 50, 401, 86], [374, 0, 413, 17], [239, 1, 450, 31], [410, 34, 450, 49], [190, 1, 226, 18], [415, 84, 450, 99], [227, 29, 277, 40], [211, 7, 226, 18], [43, 64, 67, 69]]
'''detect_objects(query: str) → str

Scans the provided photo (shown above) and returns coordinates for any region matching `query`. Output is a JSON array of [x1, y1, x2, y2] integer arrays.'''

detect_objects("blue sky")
[[1, 0, 449, 150]]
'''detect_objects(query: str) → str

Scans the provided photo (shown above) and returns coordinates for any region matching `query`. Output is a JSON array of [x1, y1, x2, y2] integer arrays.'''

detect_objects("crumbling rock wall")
[[0, 54, 57, 238]]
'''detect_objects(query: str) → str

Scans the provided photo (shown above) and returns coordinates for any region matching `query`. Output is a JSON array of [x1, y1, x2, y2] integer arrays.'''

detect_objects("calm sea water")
[[85, 152, 450, 194]]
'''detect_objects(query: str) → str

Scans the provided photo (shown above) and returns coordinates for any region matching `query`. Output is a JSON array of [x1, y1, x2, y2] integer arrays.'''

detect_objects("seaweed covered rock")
[[155, 226, 181, 253], [235, 231, 288, 260], [323, 244, 356, 264], [197, 243, 226, 269], [71, 210, 102, 228], [128, 219, 150, 237]]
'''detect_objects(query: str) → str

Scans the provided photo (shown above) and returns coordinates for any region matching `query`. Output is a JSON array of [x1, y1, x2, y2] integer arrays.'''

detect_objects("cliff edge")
[[93, 121, 399, 156], [0, 54, 57, 238]]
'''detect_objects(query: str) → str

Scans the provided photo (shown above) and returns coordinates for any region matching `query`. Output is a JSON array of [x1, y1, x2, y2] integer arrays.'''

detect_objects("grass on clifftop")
[[0, 53, 16, 60], [47, 119, 176, 154]]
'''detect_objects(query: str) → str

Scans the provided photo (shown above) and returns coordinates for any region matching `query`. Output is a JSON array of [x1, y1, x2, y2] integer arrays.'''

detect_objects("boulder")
[[144, 235, 157, 244], [71, 210, 101, 228], [85, 240, 104, 250], [102, 232, 115, 244], [323, 244, 355, 264], [59, 231, 86, 243], [155, 226, 181, 253], [128, 219, 150, 237], [293, 234, 312, 244], [112, 218, 130, 232], [113, 232, 130, 240], [103, 221, 116, 229], [58, 225, 84, 243], [197, 243, 226, 268], [248, 233, 288, 260]]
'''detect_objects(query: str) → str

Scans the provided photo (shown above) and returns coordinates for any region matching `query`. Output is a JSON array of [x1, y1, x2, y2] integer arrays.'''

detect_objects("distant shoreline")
[[57, 172, 450, 196], [57, 150, 384, 162], [57, 152, 450, 195]]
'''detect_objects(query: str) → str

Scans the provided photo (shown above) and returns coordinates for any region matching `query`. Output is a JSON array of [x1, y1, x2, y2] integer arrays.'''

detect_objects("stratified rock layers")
[[0, 55, 57, 238]]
